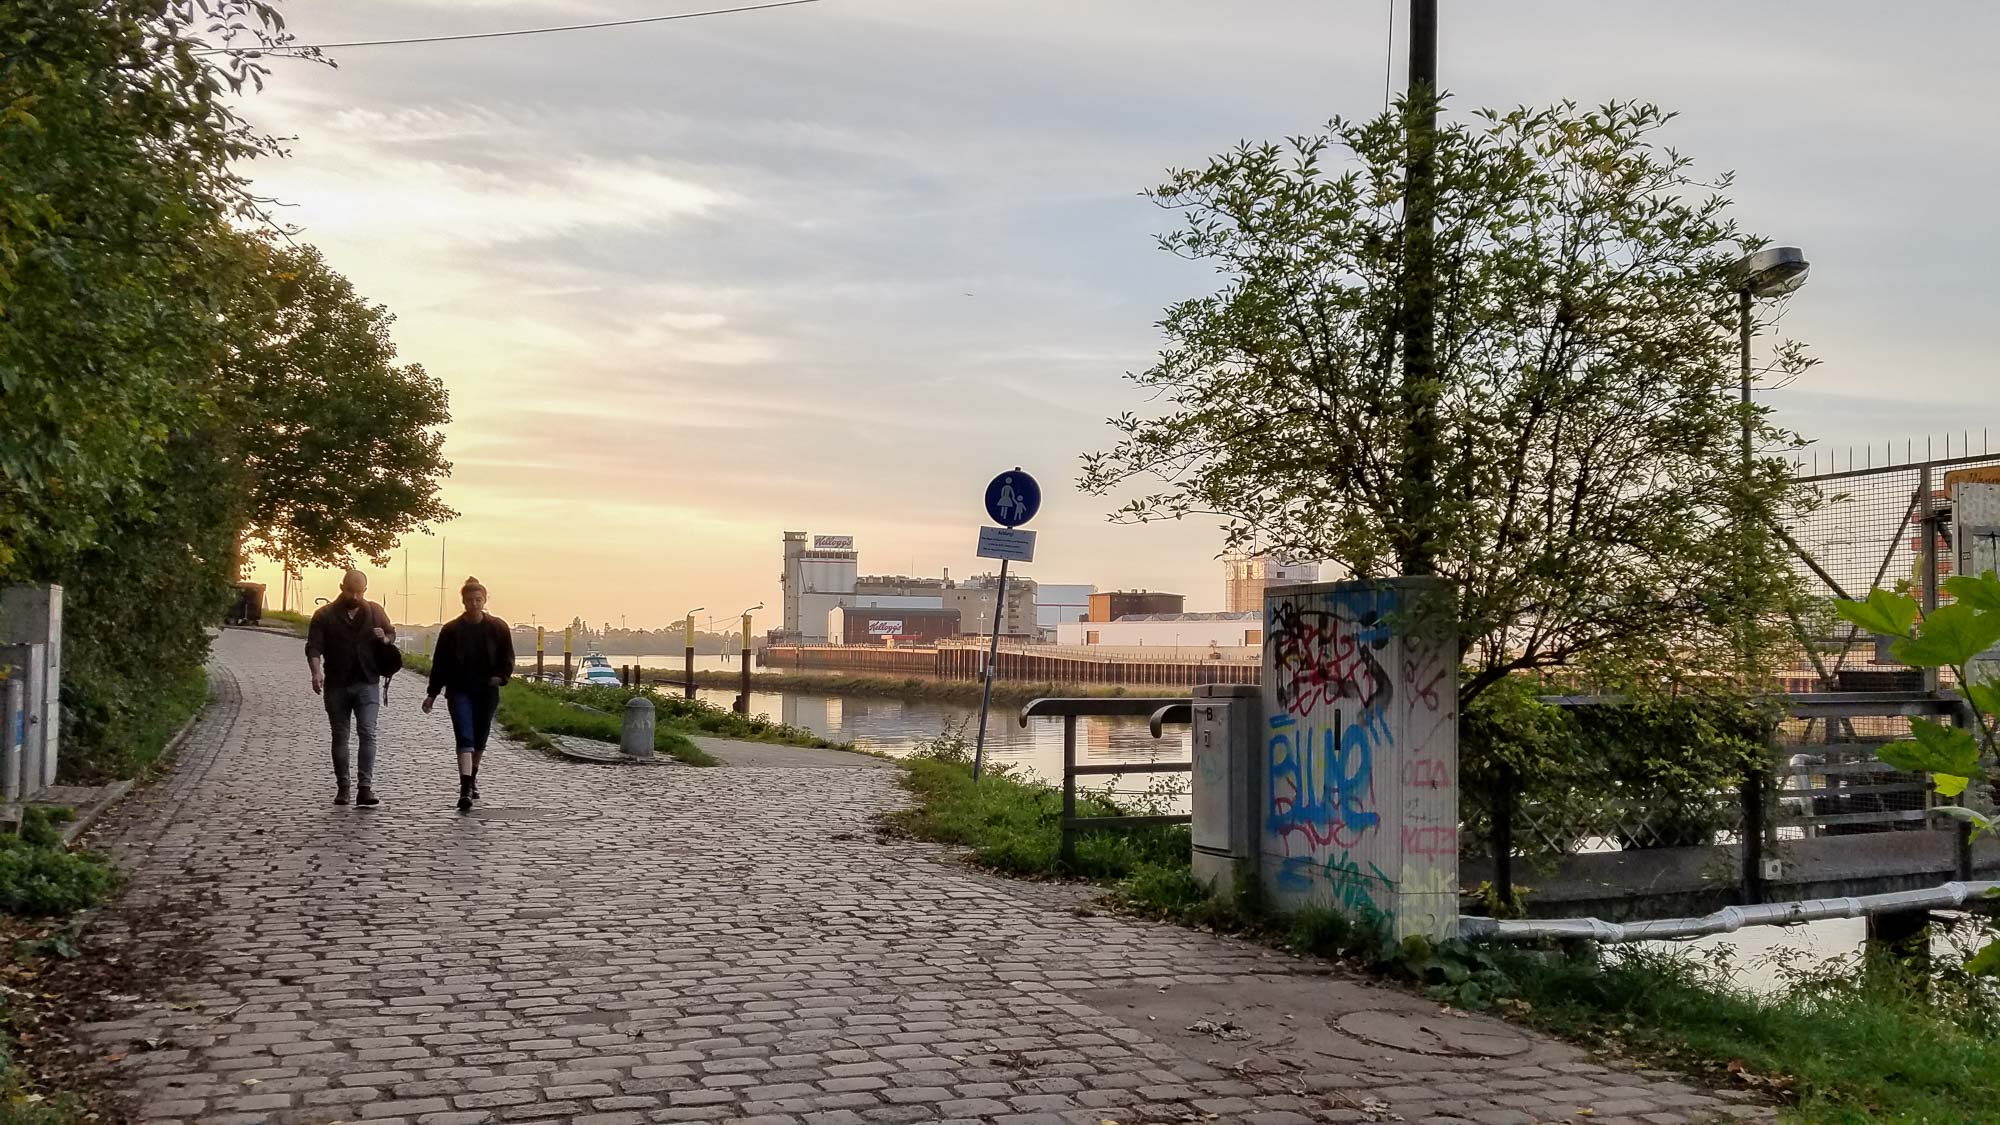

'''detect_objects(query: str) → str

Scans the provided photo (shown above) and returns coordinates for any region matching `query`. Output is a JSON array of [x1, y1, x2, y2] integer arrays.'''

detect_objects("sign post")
[[973, 468, 1040, 781]]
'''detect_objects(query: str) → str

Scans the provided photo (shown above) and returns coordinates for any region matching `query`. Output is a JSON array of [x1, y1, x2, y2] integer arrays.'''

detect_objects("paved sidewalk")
[[73, 630, 1768, 1125]]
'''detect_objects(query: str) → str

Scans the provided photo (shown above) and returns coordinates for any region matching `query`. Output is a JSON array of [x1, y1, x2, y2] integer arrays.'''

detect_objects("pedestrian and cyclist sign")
[[972, 468, 1040, 779]]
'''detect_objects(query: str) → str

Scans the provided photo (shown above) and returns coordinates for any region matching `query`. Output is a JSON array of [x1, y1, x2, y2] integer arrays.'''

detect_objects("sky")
[[235, 0, 2000, 631]]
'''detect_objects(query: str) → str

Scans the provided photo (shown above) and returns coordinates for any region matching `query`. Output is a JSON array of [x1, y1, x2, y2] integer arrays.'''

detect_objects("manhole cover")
[[1331, 1009, 1534, 1058], [465, 807, 594, 823]]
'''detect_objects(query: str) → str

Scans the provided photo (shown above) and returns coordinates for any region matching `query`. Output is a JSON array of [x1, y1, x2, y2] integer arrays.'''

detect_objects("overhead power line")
[[197, 0, 822, 55]]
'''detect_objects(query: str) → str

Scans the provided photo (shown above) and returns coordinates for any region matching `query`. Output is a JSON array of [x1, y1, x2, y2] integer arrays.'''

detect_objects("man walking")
[[306, 569, 397, 807]]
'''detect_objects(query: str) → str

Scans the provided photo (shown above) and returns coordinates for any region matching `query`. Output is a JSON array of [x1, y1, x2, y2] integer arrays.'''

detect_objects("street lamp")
[[1733, 247, 1809, 460], [1731, 246, 1809, 678]]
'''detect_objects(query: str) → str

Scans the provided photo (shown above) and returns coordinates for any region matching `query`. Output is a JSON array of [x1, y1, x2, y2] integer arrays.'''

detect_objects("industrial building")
[[779, 532, 859, 644], [1086, 590, 1184, 622], [946, 572, 1038, 637], [1222, 553, 1320, 613], [1056, 611, 1261, 649], [827, 606, 962, 646], [1036, 583, 1095, 631]]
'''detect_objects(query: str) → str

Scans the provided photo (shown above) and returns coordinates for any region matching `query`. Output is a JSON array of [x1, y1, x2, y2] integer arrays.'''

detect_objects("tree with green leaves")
[[3, 3, 454, 780], [227, 239, 455, 568], [0, 0, 300, 580], [1833, 570, 2000, 976], [1082, 101, 1815, 703]]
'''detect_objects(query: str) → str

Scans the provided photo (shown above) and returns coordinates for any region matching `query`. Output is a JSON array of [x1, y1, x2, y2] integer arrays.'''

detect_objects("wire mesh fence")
[[1784, 446, 2000, 689]]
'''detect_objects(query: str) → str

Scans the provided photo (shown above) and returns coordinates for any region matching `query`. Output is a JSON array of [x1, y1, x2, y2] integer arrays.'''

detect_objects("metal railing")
[[1019, 697, 1194, 865], [1478, 690, 1979, 909]]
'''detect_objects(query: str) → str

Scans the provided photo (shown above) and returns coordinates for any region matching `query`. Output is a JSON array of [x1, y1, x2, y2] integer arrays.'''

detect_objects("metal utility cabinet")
[[1189, 684, 1263, 891], [0, 585, 62, 800]]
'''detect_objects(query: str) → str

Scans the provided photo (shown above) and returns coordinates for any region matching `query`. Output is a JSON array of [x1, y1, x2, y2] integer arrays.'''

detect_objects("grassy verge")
[[496, 684, 713, 765], [60, 664, 209, 784], [401, 653, 716, 763], [882, 726, 1189, 880], [887, 726, 2000, 1123], [551, 681, 846, 750], [259, 609, 310, 636]]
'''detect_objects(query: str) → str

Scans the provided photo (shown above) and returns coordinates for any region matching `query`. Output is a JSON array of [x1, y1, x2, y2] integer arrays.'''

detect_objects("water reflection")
[[691, 686, 1192, 793]]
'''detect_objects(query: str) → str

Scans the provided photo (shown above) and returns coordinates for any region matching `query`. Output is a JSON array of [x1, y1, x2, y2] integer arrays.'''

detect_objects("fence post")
[[1954, 694, 1976, 880], [1493, 761, 1515, 914], [1740, 763, 1769, 905], [1059, 714, 1078, 869]]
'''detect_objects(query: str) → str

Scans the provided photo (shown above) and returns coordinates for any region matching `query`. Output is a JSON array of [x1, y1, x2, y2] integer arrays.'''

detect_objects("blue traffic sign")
[[984, 469, 1040, 528]]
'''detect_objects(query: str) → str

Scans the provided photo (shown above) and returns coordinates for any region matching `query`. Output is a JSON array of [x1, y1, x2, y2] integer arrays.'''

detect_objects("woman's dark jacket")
[[426, 615, 515, 698]]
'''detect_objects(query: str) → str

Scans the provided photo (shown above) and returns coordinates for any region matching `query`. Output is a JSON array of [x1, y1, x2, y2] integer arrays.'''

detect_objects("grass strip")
[[259, 609, 310, 636], [496, 684, 714, 766]]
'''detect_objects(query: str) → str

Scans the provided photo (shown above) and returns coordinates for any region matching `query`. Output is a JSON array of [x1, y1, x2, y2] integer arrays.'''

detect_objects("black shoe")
[[355, 787, 380, 808], [334, 786, 351, 806], [470, 783, 481, 801], [456, 794, 473, 813]]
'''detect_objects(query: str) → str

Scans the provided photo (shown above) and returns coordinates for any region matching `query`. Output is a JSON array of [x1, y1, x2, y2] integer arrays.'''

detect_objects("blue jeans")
[[326, 681, 380, 787], [447, 686, 499, 753]]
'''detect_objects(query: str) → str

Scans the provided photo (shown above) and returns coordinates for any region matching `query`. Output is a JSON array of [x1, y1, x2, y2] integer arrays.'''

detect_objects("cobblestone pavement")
[[74, 630, 1770, 1125]]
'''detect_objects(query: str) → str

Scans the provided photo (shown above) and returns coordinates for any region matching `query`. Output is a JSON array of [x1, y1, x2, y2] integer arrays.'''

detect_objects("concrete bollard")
[[620, 694, 655, 760]]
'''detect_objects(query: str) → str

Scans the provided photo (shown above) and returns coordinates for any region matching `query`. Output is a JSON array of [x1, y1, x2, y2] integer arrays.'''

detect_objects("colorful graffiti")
[[1267, 712, 1378, 848], [1261, 581, 1458, 941], [1266, 600, 1392, 724]]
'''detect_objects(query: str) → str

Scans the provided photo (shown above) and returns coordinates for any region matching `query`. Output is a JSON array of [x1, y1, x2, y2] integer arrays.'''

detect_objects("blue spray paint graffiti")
[[1268, 713, 1379, 848]]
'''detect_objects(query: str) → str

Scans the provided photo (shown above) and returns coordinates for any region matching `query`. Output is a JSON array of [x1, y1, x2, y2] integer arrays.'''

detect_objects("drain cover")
[[1331, 1009, 1533, 1058], [466, 807, 593, 823]]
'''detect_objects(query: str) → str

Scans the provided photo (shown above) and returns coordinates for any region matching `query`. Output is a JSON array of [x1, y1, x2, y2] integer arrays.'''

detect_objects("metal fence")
[[1783, 442, 2000, 689]]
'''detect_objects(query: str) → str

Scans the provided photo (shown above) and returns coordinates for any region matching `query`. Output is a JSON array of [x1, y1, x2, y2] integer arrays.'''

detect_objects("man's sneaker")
[[355, 787, 380, 808], [334, 786, 351, 806], [456, 794, 473, 813]]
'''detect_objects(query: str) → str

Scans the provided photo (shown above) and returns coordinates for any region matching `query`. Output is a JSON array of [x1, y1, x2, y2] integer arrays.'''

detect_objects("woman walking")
[[423, 577, 515, 811]]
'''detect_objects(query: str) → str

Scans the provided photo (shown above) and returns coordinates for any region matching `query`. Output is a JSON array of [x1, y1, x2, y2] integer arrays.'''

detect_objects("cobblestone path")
[[73, 630, 1768, 1125]]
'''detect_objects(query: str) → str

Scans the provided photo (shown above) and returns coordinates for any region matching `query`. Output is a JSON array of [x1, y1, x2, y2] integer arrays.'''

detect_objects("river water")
[[601, 654, 1193, 799], [604, 655, 1967, 991]]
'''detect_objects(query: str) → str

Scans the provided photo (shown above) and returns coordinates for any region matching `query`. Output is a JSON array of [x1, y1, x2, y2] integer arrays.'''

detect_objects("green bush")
[[0, 811, 113, 918], [57, 665, 208, 784]]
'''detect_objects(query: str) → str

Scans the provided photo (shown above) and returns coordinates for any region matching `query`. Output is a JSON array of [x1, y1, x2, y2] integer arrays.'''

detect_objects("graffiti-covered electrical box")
[[1260, 578, 1458, 942]]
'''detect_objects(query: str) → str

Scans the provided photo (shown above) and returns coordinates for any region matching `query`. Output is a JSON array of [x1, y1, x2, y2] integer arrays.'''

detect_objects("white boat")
[[575, 651, 622, 687]]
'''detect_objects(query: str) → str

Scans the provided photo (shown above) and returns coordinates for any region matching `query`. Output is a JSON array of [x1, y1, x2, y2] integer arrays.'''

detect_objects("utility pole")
[[437, 537, 447, 626], [1398, 0, 1440, 576]]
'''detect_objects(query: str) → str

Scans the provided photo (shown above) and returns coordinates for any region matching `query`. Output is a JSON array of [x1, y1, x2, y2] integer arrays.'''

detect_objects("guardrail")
[[1019, 697, 1195, 866]]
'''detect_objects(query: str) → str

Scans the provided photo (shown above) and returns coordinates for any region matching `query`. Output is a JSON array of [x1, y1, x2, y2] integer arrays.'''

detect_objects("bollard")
[[620, 694, 655, 760]]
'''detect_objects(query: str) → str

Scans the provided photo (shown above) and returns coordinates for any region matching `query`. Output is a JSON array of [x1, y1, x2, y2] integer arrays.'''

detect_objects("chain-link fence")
[[1785, 447, 2000, 687]]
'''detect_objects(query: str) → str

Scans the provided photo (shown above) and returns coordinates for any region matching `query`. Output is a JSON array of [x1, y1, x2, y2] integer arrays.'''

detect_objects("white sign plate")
[[976, 526, 1036, 563], [867, 619, 904, 635], [813, 535, 854, 550]]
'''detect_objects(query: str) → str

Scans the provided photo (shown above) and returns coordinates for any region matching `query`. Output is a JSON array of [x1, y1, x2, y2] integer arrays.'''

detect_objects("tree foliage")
[[1082, 102, 1815, 702], [0, 0, 295, 578], [1, 2, 450, 779], [228, 240, 455, 567], [1834, 570, 2000, 977]]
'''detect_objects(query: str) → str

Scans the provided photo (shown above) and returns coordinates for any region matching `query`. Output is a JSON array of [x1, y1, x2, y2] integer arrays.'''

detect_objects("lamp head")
[[1734, 246, 1809, 297]]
